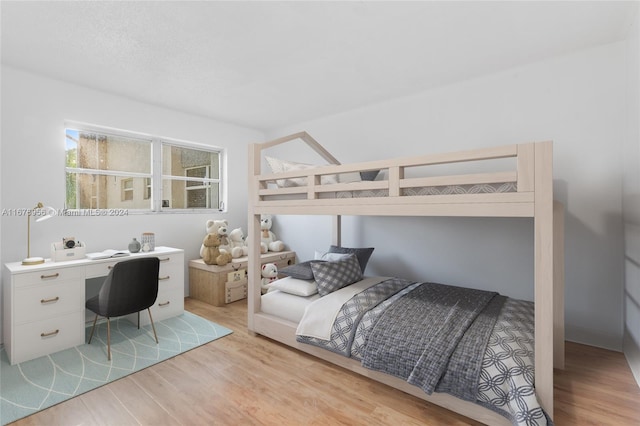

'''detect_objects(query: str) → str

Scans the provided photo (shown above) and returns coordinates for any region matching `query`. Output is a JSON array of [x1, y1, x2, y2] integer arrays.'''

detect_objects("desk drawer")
[[158, 262, 183, 293], [14, 267, 84, 287], [11, 310, 85, 364], [85, 261, 119, 279], [131, 288, 184, 326], [14, 279, 85, 325]]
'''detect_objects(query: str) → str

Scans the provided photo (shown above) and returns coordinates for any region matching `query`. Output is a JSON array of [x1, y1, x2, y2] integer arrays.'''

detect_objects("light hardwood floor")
[[11, 298, 640, 425]]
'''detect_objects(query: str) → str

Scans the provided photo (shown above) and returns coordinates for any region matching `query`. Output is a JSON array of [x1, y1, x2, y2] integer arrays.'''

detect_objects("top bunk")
[[248, 131, 554, 218]]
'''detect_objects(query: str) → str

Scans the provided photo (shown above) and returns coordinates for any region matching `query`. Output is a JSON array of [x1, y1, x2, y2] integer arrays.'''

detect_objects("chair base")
[[87, 309, 159, 361]]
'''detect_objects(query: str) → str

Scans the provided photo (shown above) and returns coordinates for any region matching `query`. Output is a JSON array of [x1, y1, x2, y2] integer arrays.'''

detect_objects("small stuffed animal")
[[201, 233, 232, 266], [228, 227, 249, 258], [261, 263, 279, 293], [200, 219, 231, 258], [260, 214, 285, 253]]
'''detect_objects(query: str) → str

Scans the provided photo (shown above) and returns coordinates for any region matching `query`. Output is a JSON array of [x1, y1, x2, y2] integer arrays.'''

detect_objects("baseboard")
[[623, 330, 640, 389]]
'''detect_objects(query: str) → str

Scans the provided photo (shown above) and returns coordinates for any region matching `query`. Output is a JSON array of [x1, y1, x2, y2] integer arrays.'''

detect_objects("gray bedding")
[[296, 278, 550, 426]]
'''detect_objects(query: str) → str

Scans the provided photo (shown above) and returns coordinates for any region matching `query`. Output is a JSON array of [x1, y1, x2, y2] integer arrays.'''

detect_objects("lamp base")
[[22, 256, 45, 266]]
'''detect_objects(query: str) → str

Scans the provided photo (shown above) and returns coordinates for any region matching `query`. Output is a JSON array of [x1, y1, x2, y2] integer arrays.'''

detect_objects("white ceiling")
[[1, 1, 635, 131]]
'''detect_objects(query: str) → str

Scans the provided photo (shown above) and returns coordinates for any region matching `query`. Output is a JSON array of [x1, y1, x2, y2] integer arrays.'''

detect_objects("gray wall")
[[623, 3, 640, 383], [267, 41, 627, 350]]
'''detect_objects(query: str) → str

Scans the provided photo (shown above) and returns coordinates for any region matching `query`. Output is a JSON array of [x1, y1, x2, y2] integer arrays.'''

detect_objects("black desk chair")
[[86, 257, 160, 360]]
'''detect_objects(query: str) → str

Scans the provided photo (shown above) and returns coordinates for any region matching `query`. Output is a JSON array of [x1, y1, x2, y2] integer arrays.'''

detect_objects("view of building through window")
[[65, 127, 222, 211]]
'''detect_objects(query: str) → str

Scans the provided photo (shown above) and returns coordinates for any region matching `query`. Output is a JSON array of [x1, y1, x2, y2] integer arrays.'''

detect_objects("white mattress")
[[261, 290, 320, 323]]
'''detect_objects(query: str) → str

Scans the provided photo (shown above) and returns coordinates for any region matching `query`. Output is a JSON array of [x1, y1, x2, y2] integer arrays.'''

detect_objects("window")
[[162, 144, 221, 210], [122, 179, 134, 201], [65, 125, 224, 212]]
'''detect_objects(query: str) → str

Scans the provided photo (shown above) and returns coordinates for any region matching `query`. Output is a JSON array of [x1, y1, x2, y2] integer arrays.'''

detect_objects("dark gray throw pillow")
[[279, 260, 325, 280], [311, 254, 363, 296], [328, 245, 374, 273]]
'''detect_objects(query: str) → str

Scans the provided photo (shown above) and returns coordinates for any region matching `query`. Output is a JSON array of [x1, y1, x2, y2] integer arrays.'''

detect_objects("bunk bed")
[[247, 131, 564, 425]]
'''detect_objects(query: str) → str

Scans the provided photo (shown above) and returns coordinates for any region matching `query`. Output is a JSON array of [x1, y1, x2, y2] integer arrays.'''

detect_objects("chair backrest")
[[97, 257, 160, 317]]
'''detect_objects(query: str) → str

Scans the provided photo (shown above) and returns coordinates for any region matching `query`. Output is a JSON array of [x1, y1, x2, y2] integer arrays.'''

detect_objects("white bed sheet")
[[261, 290, 320, 323]]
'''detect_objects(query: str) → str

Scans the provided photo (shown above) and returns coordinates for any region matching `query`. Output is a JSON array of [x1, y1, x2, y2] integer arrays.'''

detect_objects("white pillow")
[[314, 250, 351, 261], [265, 156, 338, 187], [268, 276, 318, 297]]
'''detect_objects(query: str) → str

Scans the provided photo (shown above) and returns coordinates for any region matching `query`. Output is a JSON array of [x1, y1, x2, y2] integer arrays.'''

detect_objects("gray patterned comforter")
[[296, 278, 550, 426]]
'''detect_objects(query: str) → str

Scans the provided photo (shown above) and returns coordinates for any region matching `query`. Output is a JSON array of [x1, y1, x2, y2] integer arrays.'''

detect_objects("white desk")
[[3, 246, 184, 365]]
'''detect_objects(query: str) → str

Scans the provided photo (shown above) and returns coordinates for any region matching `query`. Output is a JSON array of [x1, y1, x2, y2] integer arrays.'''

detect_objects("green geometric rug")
[[0, 311, 232, 425]]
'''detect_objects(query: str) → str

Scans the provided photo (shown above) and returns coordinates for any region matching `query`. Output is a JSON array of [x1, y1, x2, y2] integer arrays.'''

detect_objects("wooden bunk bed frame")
[[247, 131, 564, 424]]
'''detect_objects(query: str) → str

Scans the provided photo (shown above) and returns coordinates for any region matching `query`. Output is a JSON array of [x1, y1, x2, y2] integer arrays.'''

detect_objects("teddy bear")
[[261, 263, 279, 294], [228, 227, 249, 258], [200, 219, 231, 258], [201, 233, 232, 266], [260, 214, 285, 253]]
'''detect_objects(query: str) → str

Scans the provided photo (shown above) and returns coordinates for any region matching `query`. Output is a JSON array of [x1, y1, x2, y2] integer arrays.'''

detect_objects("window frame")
[[64, 122, 226, 214]]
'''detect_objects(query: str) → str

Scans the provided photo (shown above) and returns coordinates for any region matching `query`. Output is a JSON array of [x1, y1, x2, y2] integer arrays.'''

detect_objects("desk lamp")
[[22, 202, 55, 265]]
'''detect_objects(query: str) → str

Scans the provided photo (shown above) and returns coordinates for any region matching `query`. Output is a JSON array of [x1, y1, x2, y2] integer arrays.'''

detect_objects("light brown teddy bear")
[[201, 233, 232, 266]]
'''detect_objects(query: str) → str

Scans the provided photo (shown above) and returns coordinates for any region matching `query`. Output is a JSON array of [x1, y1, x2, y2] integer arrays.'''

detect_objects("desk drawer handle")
[[41, 329, 59, 338], [40, 273, 59, 280], [158, 301, 170, 307], [159, 257, 171, 262], [159, 276, 170, 281], [41, 296, 60, 304]]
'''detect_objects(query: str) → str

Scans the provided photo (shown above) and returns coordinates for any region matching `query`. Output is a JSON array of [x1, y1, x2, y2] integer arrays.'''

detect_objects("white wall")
[[0, 66, 263, 344], [267, 41, 627, 350], [623, 3, 640, 383]]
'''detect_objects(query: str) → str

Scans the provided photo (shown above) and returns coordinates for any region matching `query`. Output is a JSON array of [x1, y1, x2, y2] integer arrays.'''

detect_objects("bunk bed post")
[[553, 200, 565, 369], [332, 216, 341, 246], [247, 143, 262, 333], [534, 141, 554, 419]]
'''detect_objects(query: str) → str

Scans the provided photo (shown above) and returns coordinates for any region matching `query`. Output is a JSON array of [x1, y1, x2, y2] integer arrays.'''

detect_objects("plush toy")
[[261, 263, 279, 293], [228, 227, 249, 258], [260, 214, 285, 253], [201, 233, 232, 266], [200, 219, 231, 258]]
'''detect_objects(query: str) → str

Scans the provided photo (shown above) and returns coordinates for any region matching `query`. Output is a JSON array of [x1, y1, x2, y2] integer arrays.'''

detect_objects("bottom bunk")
[[253, 258, 551, 426]]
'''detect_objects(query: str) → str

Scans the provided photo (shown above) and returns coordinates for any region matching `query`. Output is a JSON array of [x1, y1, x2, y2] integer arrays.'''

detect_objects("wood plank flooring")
[[10, 298, 640, 425]]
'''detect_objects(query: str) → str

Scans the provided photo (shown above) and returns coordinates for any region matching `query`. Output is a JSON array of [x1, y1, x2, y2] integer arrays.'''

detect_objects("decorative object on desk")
[[0, 312, 232, 425], [141, 232, 155, 251], [22, 202, 56, 265], [85, 249, 130, 260], [261, 262, 279, 294], [260, 214, 285, 253], [128, 237, 141, 253], [51, 240, 87, 261]]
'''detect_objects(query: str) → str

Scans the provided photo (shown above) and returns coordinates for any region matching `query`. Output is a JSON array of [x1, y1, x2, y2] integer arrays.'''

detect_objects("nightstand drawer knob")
[[40, 296, 60, 304]]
